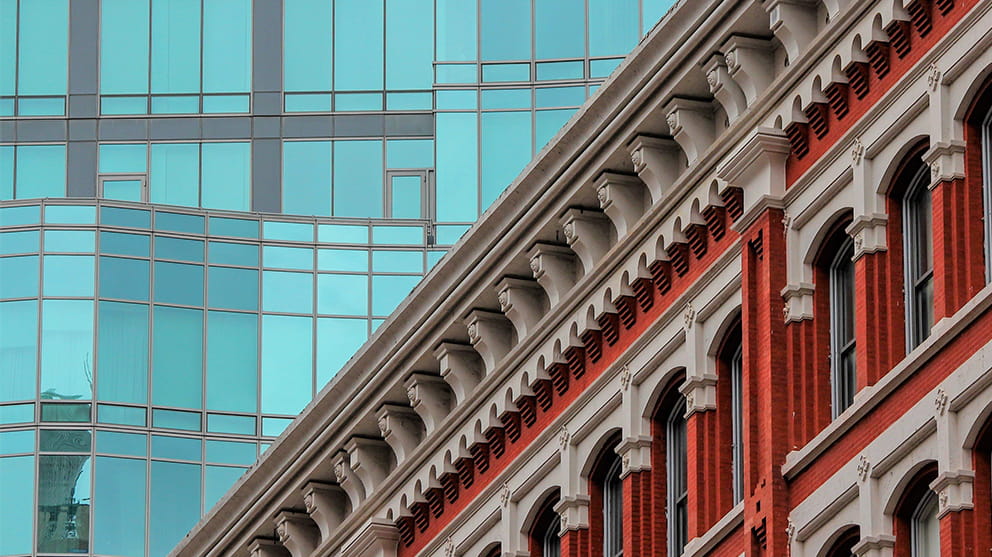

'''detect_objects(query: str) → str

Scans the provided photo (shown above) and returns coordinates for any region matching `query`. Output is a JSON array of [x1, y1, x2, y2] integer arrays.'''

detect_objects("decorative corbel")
[[626, 135, 681, 204], [679, 374, 719, 417], [703, 53, 748, 122], [332, 451, 366, 508], [403, 373, 453, 434], [665, 97, 716, 165], [434, 342, 484, 403], [302, 481, 348, 541], [845, 214, 888, 260], [781, 282, 815, 322], [595, 171, 646, 239], [496, 276, 547, 339], [375, 404, 424, 464], [559, 208, 612, 273], [762, 0, 819, 63], [274, 510, 320, 557], [722, 35, 775, 105], [248, 537, 290, 557], [614, 436, 652, 478], [345, 437, 393, 499], [465, 309, 514, 373], [922, 141, 966, 189]]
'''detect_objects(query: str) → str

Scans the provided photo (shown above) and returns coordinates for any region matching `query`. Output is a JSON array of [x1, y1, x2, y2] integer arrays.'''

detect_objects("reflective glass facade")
[[0, 1, 673, 555]]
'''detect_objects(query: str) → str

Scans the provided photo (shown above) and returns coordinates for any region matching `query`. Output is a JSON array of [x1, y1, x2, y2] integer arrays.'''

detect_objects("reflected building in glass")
[[0, 1, 673, 555]]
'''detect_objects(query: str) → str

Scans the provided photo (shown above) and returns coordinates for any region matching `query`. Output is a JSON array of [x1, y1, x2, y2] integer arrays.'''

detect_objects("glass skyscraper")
[[0, 1, 673, 555]]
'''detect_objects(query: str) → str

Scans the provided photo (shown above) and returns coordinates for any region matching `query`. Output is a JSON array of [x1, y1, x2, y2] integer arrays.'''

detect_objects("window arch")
[[666, 397, 688, 556], [902, 162, 933, 350], [965, 72, 992, 283], [589, 434, 623, 557], [528, 492, 561, 557], [822, 525, 859, 557], [893, 462, 939, 557], [716, 316, 744, 507], [814, 213, 856, 418]]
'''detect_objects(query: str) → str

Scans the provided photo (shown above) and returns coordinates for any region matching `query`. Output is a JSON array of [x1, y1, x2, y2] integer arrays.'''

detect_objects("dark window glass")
[[97, 301, 149, 405], [830, 237, 856, 416], [37, 454, 91, 553], [904, 166, 933, 350], [603, 456, 623, 557], [668, 399, 687, 556], [99, 256, 150, 301]]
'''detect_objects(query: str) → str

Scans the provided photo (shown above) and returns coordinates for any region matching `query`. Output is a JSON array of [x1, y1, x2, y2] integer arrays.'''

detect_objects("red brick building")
[[172, 1, 992, 556]]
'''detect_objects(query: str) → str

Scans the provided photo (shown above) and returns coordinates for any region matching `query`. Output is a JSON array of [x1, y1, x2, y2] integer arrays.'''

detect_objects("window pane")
[[45, 230, 95, 253], [202, 0, 251, 93], [150, 143, 200, 207], [18, 0, 68, 95], [0, 255, 38, 299], [480, 0, 530, 61], [261, 315, 312, 415], [100, 0, 150, 94], [481, 111, 532, 209], [97, 301, 149, 405], [535, 0, 584, 59], [99, 143, 147, 173], [0, 455, 33, 554], [201, 142, 251, 211], [372, 275, 420, 315], [208, 266, 258, 311], [386, 139, 433, 169], [436, 0, 476, 61], [263, 246, 313, 270], [156, 236, 204, 262], [317, 249, 368, 272], [262, 270, 313, 313], [43, 255, 94, 297], [0, 0, 15, 97], [208, 241, 258, 266], [100, 256, 150, 301], [205, 465, 244, 510], [390, 175, 423, 218], [94, 456, 145, 557], [154, 261, 204, 306], [372, 250, 422, 272], [284, 0, 332, 91], [0, 145, 12, 199], [386, 0, 433, 90], [283, 141, 332, 216], [590, 0, 638, 57], [40, 300, 93, 400], [317, 274, 367, 316], [151, 0, 201, 94], [150, 460, 201, 557], [333, 140, 383, 218], [334, 0, 383, 91], [152, 306, 202, 408], [38, 455, 91, 553], [316, 317, 367, 385], [16, 144, 66, 199], [95, 431, 146, 457], [537, 109, 576, 149], [0, 300, 37, 402], [435, 113, 478, 221], [206, 311, 257, 413]]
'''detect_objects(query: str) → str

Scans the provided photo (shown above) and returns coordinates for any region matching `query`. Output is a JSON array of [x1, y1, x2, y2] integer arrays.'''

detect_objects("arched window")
[[603, 456, 623, 557], [903, 164, 933, 350], [730, 335, 744, 504], [910, 491, 939, 556], [983, 104, 992, 280], [823, 526, 860, 557], [529, 493, 561, 557], [667, 397, 687, 556], [829, 234, 856, 416], [717, 317, 744, 508], [894, 463, 939, 557]]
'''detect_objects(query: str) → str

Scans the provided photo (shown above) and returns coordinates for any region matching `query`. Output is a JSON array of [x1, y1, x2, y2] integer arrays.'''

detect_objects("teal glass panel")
[[208, 267, 258, 310], [154, 261, 203, 306], [18, 0, 68, 95], [44, 230, 95, 253], [150, 142, 200, 207], [99, 256, 150, 301], [0, 98, 10, 116], [372, 250, 422, 272], [99, 143, 147, 173], [284, 93, 332, 112], [386, 0, 433, 90], [0, 145, 11, 199], [535, 0, 584, 59], [205, 465, 244, 510], [95, 431, 146, 457], [151, 434, 200, 460], [317, 274, 367, 316], [589, 58, 623, 78], [590, 0, 638, 57], [0, 0, 14, 96], [0, 230, 39, 254], [102, 179, 144, 202], [481, 88, 531, 109], [151, 95, 200, 113], [371, 275, 420, 316], [333, 140, 383, 218], [387, 139, 434, 168], [208, 241, 258, 266], [0, 204, 40, 226], [15, 144, 66, 199], [201, 142, 251, 211], [100, 96, 148, 115], [0, 456, 34, 555], [372, 225, 424, 245], [152, 408, 200, 430], [482, 64, 530, 83], [263, 246, 313, 270], [262, 270, 313, 313], [202, 0, 251, 93], [334, 0, 383, 91], [100, 0, 150, 94], [334, 92, 383, 111], [284, 0, 332, 92], [206, 440, 256, 465], [202, 94, 250, 113], [436, 0, 476, 61], [205, 311, 257, 414], [0, 403, 34, 424], [644, 0, 675, 33], [94, 456, 145, 557], [101, 206, 150, 228], [0, 300, 37, 402], [317, 223, 367, 243], [40, 402, 91, 421], [39, 429, 91, 452], [481, 111, 532, 208], [436, 89, 477, 110], [317, 249, 368, 272], [536, 86, 585, 108], [17, 96, 65, 116], [390, 176, 422, 219], [43, 255, 95, 297], [0, 255, 38, 298], [40, 300, 93, 400], [261, 315, 312, 415], [97, 301, 148, 405], [427, 250, 445, 269], [210, 217, 259, 239], [283, 140, 332, 217], [156, 211, 204, 234], [156, 236, 204, 262], [262, 416, 291, 437], [207, 413, 255, 435], [152, 306, 202, 408], [480, 0, 530, 61], [0, 430, 33, 454], [263, 221, 312, 242], [435, 112, 478, 221], [151, 0, 201, 94], [97, 404, 146, 426], [316, 317, 367, 385], [37, 455, 91, 553], [435, 64, 477, 84], [537, 109, 577, 149], [386, 92, 433, 111], [150, 461, 200, 557]]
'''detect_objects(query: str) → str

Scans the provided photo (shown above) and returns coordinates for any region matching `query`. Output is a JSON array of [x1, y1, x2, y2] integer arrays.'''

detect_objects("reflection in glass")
[[37, 454, 91, 553], [150, 460, 200, 557], [41, 300, 94, 401], [153, 306, 203, 408], [97, 301, 149, 404], [206, 311, 257, 413], [0, 300, 37, 403], [94, 456, 145, 557]]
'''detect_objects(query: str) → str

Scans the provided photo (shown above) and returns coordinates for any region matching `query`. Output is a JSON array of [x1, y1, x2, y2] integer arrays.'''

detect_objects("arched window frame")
[[730, 341, 744, 504], [893, 462, 939, 557], [902, 164, 934, 351], [823, 526, 860, 557], [829, 234, 856, 417], [983, 103, 992, 282], [602, 456, 623, 557], [666, 397, 688, 557], [528, 493, 561, 557], [909, 490, 939, 557]]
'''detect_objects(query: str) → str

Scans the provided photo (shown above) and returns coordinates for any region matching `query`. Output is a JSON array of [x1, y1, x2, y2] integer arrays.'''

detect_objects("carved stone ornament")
[[596, 185, 609, 207], [706, 69, 719, 91], [724, 49, 739, 72], [857, 455, 871, 482], [622, 452, 631, 472], [406, 385, 418, 405], [630, 148, 644, 170], [499, 482, 511, 507], [619, 364, 632, 391], [782, 211, 791, 237], [927, 63, 942, 91], [560, 514, 568, 532], [782, 302, 791, 321], [497, 290, 509, 311], [934, 388, 949, 416], [666, 112, 679, 132], [529, 256, 541, 275], [683, 303, 695, 329], [854, 231, 864, 253], [377, 416, 388, 436], [303, 492, 315, 513], [851, 138, 865, 165], [467, 322, 480, 344], [444, 537, 456, 557], [685, 390, 695, 409], [930, 161, 941, 183], [562, 222, 576, 244], [785, 519, 796, 543], [938, 489, 949, 510], [557, 426, 570, 450], [276, 522, 288, 543], [334, 462, 346, 483]]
